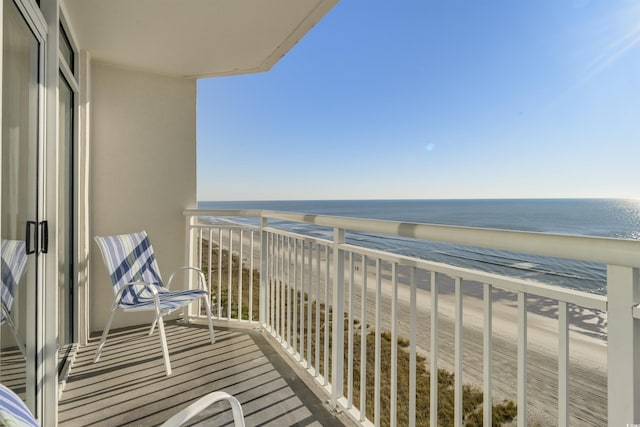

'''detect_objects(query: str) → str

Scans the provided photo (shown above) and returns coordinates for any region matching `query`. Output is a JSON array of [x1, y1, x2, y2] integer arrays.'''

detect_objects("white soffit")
[[62, 0, 338, 79]]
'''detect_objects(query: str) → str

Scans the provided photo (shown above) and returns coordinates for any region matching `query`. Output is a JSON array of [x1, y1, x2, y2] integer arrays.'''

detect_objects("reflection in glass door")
[[58, 73, 75, 361], [1, 0, 42, 414]]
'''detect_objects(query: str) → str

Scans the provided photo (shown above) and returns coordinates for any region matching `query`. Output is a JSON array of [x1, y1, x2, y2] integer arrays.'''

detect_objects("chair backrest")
[[1, 240, 27, 322], [95, 231, 165, 305]]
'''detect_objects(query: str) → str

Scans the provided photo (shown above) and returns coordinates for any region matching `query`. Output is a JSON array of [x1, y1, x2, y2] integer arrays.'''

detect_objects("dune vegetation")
[[201, 242, 517, 426]]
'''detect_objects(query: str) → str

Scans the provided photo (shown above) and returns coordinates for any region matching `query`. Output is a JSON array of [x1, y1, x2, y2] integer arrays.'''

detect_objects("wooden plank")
[[59, 324, 345, 426]]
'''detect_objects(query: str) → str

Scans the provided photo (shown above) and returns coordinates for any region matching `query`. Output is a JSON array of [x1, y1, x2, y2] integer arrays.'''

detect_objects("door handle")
[[40, 220, 48, 254], [25, 220, 37, 254]]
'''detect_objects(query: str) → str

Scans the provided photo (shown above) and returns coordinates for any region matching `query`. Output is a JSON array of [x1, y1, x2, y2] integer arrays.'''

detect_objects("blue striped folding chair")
[[1, 240, 28, 358], [94, 230, 215, 376]]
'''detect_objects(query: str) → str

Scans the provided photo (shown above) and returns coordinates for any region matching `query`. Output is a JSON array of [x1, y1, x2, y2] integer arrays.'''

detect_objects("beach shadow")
[[391, 262, 607, 342]]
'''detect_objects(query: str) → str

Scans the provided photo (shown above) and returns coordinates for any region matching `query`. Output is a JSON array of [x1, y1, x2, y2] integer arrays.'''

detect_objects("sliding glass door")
[[1, 0, 44, 415]]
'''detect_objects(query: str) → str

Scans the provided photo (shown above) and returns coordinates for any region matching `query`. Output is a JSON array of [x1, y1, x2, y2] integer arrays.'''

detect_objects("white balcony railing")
[[184, 209, 640, 427]]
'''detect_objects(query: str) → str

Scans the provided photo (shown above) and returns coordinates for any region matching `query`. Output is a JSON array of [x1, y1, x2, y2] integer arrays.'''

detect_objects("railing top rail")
[[262, 226, 333, 246], [185, 209, 264, 217], [189, 223, 260, 230], [184, 209, 640, 267]]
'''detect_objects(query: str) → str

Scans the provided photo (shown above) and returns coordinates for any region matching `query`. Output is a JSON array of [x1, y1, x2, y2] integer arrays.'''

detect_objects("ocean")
[[198, 198, 640, 295]]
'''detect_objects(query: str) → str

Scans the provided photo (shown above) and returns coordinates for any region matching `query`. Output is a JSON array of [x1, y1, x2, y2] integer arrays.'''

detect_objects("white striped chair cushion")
[[95, 231, 165, 306], [0, 383, 38, 427]]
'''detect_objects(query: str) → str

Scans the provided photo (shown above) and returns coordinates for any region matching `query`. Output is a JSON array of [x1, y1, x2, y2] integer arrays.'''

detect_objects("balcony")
[[59, 209, 639, 426], [58, 323, 348, 426]]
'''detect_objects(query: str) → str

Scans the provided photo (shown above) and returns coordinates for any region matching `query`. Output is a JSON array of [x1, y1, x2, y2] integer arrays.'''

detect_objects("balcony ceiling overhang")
[[62, 0, 338, 79]]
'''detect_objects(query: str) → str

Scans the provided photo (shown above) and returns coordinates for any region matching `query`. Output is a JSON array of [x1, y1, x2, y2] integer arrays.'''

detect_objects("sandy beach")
[[359, 269, 607, 425], [211, 228, 608, 425]]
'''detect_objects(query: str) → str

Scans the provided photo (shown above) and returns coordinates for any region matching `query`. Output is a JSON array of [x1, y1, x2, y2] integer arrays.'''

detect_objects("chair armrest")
[[160, 391, 244, 427], [114, 281, 159, 303], [112, 282, 163, 314], [166, 267, 209, 292]]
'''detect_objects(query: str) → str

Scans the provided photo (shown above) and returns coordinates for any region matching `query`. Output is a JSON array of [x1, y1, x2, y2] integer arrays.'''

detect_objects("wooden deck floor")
[[59, 322, 348, 426]]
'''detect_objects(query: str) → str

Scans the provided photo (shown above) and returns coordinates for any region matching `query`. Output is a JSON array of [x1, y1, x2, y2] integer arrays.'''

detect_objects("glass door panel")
[[1, 0, 41, 412]]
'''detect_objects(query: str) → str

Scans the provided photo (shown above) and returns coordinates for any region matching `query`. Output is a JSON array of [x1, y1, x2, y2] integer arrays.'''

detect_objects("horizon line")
[[198, 196, 638, 203]]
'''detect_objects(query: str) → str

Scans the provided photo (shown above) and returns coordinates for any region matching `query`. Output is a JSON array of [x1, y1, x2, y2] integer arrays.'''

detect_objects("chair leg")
[[6, 320, 26, 359], [149, 318, 158, 335], [203, 296, 216, 344], [11, 327, 26, 360], [156, 314, 172, 376], [94, 307, 117, 363]]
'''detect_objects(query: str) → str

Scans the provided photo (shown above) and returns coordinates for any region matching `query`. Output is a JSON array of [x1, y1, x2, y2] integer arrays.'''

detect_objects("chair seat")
[[119, 288, 208, 311]]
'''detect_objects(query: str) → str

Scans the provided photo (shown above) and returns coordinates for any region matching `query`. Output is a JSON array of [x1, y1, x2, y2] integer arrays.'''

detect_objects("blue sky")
[[197, 0, 640, 201]]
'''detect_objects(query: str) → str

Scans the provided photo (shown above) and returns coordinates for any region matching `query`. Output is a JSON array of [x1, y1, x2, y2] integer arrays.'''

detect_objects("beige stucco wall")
[[89, 61, 197, 332]]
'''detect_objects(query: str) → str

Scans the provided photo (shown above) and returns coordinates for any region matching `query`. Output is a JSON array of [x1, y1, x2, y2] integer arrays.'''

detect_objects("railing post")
[[331, 227, 345, 406], [185, 214, 195, 318], [607, 265, 640, 426], [260, 217, 268, 326]]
